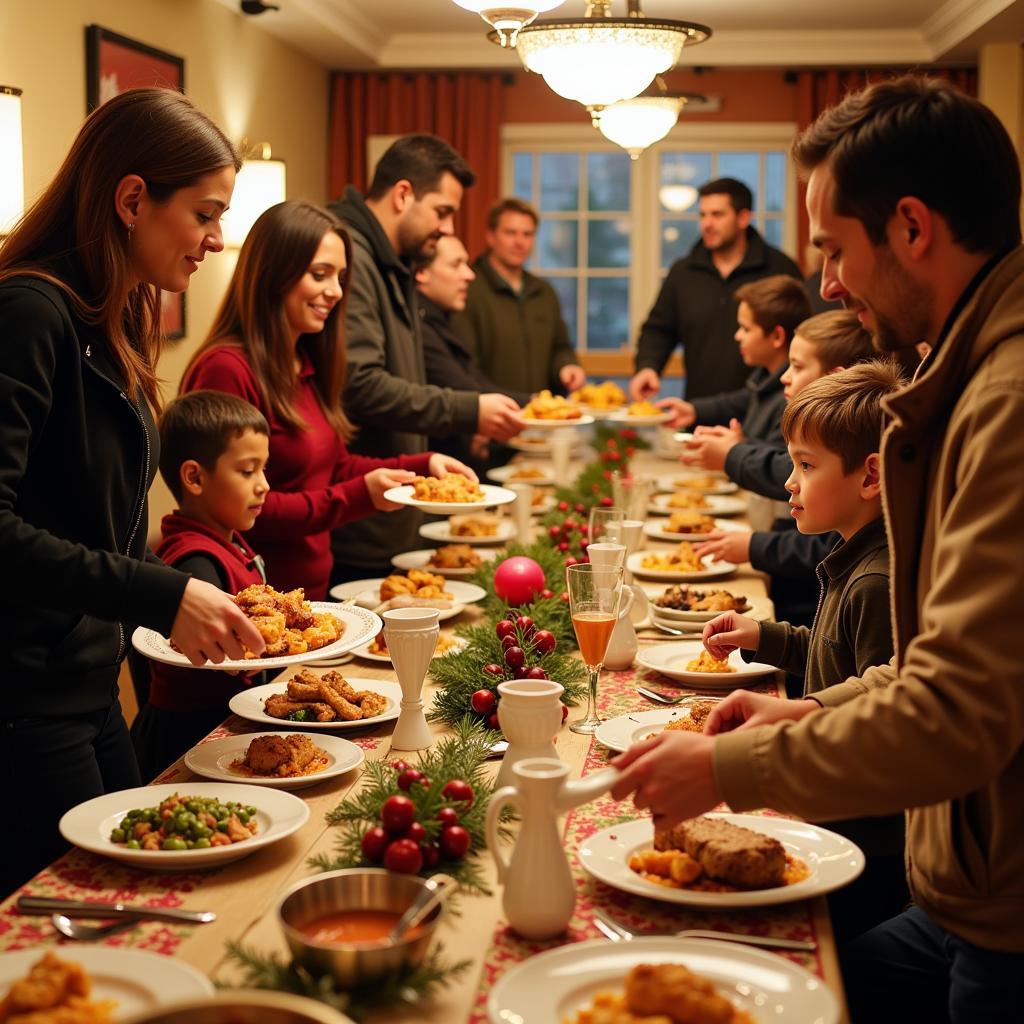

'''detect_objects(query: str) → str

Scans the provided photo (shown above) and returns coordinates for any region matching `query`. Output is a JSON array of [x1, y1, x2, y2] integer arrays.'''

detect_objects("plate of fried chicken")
[[229, 669, 402, 731], [132, 584, 382, 670]]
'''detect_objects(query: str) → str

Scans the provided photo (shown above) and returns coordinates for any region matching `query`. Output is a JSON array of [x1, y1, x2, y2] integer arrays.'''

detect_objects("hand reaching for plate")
[[559, 363, 587, 392], [629, 368, 660, 401], [656, 397, 696, 429], [478, 393, 526, 442], [365, 467, 417, 511], [428, 453, 478, 483], [693, 528, 752, 565], [170, 578, 266, 666], [701, 610, 760, 660], [703, 690, 820, 736]]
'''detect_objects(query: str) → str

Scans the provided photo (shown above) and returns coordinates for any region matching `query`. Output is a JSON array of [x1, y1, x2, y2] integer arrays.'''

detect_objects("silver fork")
[[593, 907, 817, 952]]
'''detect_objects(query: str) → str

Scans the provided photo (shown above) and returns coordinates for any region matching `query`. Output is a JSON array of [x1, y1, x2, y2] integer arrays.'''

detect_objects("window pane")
[[547, 276, 578, 345], [586, 277, 629, 350], [764, 152, 785, 213], [588, 218, 631, 268], [539, 153, 579, 211], [661, 151, 711, 186], [762, 218, 784, 250], [661, 220, 701, 269], [717, 152, 760, 207], [587, 151, 630, 211], [537, 219, 578, 268], [513, 152, 533, 201]]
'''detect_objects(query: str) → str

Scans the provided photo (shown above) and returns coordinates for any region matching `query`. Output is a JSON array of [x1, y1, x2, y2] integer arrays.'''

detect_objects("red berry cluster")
[[469, 616, 567, 728], [550, 501, 596, 567], [360, 762, 474, 874]]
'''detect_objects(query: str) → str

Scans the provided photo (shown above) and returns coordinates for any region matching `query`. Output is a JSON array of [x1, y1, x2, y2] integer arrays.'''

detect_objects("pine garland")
[[223, 939, 471, 1021], [312, 718, 507, 896]]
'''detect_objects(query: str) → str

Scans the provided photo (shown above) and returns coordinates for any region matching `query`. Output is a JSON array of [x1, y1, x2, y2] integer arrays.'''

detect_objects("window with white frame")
[[502, 123, 798, 364]]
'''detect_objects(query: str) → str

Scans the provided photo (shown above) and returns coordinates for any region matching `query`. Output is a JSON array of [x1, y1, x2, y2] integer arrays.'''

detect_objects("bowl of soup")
[[122, 991, 355, 1024], [277, 868, 444, 986]]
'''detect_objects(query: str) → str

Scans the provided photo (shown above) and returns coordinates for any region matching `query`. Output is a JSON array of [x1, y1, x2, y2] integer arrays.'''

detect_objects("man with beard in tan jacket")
[[610, 77, 1024, 1023]]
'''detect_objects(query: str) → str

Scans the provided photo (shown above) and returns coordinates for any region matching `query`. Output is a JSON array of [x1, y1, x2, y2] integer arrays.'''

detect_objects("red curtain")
[[793, 68, 978, 268], [329, 71, 507, 257]]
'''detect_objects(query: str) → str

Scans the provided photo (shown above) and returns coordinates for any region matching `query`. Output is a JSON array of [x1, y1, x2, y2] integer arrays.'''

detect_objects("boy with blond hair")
[[702, 360, 907, 941]]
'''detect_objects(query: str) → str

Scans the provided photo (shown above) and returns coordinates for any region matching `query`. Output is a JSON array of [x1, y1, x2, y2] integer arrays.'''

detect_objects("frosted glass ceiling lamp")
[[452, 0, 566, 47], [0, 86, 24, 237], [224, 143, 286, 249], [658, 183, 699, 212], [488, 1, 710, 121], [598, 90, 704, 159]]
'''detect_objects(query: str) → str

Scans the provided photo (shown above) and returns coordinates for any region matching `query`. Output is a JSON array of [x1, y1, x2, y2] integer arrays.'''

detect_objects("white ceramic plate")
[[649, 592, 770, 624], [418, 518, 515, 545], [229, 678, 402, 731], [390, 547, 499, 578], [351, 636, 467, 664], [486, 464, 556, 487], [183, 731, 364, 790], [518, 413, 595, 429], [627, 552, 737, 582], [487, 935, 839, 1024], [0, 948, 214, 1017], [648, 492, 748, 517], [328, 577, 484, 620], [382, 482, 516, 515], [654, 472, 739, 495], [131, 603, 382, 672], [637, 640, 776, 687], [642, 516, 747, 543], [507, 436, 587, 458], [606, 408, 674, 426], [595, 704, 723, 753], [579, 813, 865, 911], [59, 782, 310, 871]]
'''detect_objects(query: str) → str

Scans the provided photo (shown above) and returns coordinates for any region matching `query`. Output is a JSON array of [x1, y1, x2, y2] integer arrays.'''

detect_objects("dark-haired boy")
[[130, 390, 270, 780]]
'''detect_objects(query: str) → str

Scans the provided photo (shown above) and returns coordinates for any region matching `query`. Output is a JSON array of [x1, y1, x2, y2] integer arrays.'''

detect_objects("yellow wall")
[[1, 0, 330, 527]]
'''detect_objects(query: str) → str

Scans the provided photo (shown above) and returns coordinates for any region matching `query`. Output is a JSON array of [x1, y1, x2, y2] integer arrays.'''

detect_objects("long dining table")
[[0, 443, 849, 1023]]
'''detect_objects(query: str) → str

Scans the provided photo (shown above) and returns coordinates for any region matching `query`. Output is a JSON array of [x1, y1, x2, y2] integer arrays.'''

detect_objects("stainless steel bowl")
[[277, 868, 442, 986], [121, 990, 355, 1024]]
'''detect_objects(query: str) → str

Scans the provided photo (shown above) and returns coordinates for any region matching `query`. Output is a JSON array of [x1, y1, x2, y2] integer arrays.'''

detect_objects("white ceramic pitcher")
[[485, 757, 619, 940], [495, 679, 565, 789], [602, 585, 638, 670]]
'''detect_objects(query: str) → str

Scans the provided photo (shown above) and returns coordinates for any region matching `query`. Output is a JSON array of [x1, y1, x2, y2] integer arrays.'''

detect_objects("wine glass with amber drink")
[[566, 562, 623, 735]]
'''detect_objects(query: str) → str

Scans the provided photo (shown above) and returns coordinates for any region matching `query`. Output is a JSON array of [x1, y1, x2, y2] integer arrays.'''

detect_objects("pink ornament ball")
[[493, 556, 547, 606]]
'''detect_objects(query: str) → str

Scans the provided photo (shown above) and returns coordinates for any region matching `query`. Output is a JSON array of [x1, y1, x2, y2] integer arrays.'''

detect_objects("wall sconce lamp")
[[0, 86, 24, 237], [223, 142, 286, 248]]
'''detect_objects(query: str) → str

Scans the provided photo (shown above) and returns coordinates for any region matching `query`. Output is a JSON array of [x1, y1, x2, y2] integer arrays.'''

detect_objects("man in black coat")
[[630, 177, 801, 401], [415, 235, 530, 471]]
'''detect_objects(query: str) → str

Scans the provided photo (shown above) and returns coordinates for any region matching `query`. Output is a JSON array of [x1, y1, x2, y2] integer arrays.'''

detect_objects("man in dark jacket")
[[415, 235, 530, 471], [630, 177, 801, 402], [327, 135, 525, 582]]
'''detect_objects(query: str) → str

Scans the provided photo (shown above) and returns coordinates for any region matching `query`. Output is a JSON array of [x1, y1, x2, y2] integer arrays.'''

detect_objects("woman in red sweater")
[[182, 200, 472, 598]]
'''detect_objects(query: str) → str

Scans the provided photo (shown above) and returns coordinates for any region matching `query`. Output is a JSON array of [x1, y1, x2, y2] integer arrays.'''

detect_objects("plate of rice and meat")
[[595, 699, 722, 753], [637, 641, 776, 687]]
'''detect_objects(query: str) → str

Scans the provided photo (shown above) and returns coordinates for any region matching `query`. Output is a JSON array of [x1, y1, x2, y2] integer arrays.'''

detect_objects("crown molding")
[[379, 28, 942, 70], [922, 0, 1017, 57]]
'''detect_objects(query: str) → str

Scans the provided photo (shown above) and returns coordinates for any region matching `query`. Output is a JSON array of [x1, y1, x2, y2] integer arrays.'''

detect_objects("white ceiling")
[[215, 0, 1024, 70]]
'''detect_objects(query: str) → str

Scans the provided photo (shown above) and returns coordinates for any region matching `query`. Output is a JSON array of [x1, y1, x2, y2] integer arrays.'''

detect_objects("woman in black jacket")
[[0, 88, 264, 894]]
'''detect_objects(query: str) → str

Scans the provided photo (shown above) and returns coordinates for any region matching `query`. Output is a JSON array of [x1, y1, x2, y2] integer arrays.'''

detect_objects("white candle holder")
[[383, 608, 438, 751]]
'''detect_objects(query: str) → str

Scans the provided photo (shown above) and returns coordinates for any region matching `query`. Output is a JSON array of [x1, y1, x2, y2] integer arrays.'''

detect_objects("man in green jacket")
[[610, 77, 1024, 1022], [457, 198, 586, 396]]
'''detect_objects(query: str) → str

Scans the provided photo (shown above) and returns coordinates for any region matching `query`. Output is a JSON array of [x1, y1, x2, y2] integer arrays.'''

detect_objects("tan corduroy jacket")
[[715, 246, 1024, 950]]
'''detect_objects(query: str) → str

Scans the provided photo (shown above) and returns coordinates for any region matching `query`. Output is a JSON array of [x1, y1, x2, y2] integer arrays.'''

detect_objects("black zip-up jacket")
[[0, 275, 186, 716], [635, 227, 800, 399]]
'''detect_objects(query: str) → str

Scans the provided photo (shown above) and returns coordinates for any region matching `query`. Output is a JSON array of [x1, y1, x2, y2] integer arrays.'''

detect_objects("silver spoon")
[[52, 913, 142, 941], [635, 685, 688, 706], [387, 873, 458, 943]]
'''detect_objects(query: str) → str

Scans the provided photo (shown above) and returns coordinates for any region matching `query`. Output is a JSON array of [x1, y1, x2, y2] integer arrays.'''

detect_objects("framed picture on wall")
[[85, 26, 187, 339]]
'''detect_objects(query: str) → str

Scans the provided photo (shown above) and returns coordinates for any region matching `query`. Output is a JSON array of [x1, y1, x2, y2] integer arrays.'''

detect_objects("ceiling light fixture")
[[461, 0, 710, 122], [598, 87, 705, 159], [452, 0, 567, 47]]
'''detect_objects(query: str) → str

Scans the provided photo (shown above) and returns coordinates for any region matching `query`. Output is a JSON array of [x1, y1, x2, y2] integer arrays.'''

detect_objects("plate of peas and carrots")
[[58, 783, 309, 870]]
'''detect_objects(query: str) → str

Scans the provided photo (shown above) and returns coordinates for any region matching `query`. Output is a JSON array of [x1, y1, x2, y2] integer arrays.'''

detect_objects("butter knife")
[[17, 895, 215, 924]]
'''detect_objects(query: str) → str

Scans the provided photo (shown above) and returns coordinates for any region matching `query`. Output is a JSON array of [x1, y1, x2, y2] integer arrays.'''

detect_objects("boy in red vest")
[[131, 390, 270, 779]]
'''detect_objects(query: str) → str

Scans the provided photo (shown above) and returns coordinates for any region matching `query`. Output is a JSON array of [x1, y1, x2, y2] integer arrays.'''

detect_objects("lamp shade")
[[0, 86, 24, 235], [452, 0, 565, 46], [223, 148, 286, 248], [598, 95, 683, 159]]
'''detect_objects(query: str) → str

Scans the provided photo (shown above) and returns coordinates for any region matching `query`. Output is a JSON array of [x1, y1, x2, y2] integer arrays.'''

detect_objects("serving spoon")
[[52, 913, 141, 941], [387, 873, 459, 943]]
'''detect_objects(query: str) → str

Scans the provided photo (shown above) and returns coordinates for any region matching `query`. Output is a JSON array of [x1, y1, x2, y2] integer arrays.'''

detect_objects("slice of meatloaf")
[[657, 817, 787, 889]]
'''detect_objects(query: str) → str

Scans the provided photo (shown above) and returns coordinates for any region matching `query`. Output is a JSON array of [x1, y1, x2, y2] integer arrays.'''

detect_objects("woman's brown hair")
[[191, 200, 354, 439], [0, 88, 240, 409]]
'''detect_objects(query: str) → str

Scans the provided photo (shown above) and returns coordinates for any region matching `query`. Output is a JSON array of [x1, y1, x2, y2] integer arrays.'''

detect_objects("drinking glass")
[[611, 471, 652, 522], [566, 562, 623, 735], [589, 505, 624, 546]]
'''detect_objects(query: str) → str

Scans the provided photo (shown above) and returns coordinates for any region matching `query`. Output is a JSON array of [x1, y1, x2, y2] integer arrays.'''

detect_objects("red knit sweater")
[[182, 345, 433, 598]]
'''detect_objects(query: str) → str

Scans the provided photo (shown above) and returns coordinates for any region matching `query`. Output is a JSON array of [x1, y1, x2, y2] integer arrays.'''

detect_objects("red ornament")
[[504, 645, 525, 670], [483, 663, 505, 677], [361, 826, 389, 862], [420, 842, 441, 869], [558, 500, 569, 511], [383, 837, 423, 874], [397, 768, 425, 791], [381, 795, 416, 834], [493, 556, 547, 605], [540, 588, 554, 600], [565, 556, 578, 567], [391, 760, 410, 774], [533, 629, 556, 654], [526, 666, 547, 680], [600, 496, 614, 506], [471, 689, 497, 715], [516, 615, 535, 636], [487, 711, 500, 730], [495, 619, 516, 640], [442, 779, 475, 808], [439, 825, 471, 860], [406, 821, 427, 844], [436, 807, 460, 828]]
